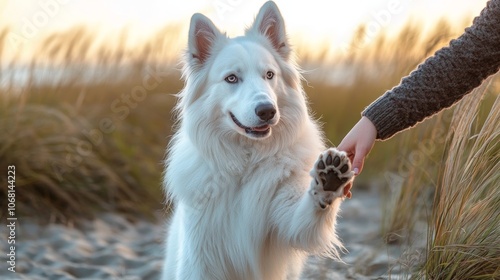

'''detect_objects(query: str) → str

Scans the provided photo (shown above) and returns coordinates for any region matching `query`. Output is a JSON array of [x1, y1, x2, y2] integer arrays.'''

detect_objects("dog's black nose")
[[255, 103, 276, 121]]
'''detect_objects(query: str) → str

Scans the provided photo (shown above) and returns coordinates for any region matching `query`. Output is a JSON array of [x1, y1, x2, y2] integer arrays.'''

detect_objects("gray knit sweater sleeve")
[[363, 0, 500, 140]]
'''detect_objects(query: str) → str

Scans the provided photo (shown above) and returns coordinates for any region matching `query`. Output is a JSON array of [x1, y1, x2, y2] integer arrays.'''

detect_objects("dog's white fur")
[[162, 2, 353, 279]]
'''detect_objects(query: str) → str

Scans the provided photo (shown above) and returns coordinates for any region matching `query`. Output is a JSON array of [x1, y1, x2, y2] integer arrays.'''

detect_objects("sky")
[[0, 0, 490, 61]]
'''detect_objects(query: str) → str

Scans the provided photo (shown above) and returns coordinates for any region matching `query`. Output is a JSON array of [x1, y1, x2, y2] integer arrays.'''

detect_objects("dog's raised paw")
[[310, 148, 355, 209]]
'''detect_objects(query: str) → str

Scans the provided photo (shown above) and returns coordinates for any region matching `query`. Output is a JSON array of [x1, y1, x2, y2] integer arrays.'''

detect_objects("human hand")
[[338, 116, 377, 176], [337, 117, 377, 198]]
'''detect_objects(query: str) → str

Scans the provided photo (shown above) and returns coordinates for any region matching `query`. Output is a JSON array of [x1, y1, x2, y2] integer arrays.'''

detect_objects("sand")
[[1, 187, 425, 280]]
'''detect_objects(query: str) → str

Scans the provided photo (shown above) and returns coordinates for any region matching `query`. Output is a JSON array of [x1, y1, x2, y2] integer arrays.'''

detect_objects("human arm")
[[364, 0, 500, 140], [339, 0, 500, 179]]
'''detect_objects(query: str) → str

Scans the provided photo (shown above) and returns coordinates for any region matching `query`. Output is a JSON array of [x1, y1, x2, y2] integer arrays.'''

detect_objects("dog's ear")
[[188, 13, 222, 66], [247, 1, 290, 60]]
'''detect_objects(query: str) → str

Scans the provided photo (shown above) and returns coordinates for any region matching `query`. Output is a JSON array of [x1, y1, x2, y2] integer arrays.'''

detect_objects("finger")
[[353, 144, 371, 175], [343, 182, 352, 196], [346, 191, 352, 199], [347, 152, 354, 163], [352, 154, 364, 175], [337, 143, 354, 163]]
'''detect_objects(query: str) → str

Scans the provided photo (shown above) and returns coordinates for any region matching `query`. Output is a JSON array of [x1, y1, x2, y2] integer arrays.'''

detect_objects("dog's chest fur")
[[169, 144, 313, 278]]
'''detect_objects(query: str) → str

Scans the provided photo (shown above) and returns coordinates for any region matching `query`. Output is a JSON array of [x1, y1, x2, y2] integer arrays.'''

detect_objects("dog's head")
[[178, 1, 306, 142]]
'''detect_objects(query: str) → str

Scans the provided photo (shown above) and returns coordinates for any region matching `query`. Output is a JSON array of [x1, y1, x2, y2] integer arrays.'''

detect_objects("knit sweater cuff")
[[362, 93, 399, 140]]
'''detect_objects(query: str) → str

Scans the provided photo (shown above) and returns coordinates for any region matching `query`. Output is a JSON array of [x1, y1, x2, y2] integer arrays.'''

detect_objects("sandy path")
[[1, 187, 422, 279]]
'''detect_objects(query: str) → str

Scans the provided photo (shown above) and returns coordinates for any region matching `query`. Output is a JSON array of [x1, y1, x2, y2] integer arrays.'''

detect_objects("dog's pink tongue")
[[252, 125, 270, 132]]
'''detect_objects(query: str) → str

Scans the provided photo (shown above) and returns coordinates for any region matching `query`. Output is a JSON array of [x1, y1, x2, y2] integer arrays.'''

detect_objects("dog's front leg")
[[270, 148, 354, 255]]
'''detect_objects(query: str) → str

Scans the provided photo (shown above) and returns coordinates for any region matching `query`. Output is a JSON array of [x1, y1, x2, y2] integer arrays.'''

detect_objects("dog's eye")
[[225, 74, 238, 84], [266, 71, 274, 80]]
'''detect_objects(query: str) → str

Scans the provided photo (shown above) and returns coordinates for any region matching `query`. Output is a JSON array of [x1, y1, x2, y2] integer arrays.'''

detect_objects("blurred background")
[[0, 0, 495, 222]]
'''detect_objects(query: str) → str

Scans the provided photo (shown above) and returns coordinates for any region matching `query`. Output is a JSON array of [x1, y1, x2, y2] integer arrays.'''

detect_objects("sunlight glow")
[[0, 0, 489, 61]]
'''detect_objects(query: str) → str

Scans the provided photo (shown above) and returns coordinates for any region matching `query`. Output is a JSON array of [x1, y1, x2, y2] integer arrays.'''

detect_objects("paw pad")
[[310, 148, 355, 209], [314, 149, 353, 192]]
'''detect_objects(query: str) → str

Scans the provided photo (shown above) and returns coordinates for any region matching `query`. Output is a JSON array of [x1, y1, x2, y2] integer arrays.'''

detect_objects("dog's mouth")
[[230, 112, 271, 137]]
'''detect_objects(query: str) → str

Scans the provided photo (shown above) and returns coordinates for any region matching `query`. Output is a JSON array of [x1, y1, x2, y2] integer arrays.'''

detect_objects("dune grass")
[[381, 76, 500, 278], [339, 16, 500, 279], [419, 80, 500, 279], [381, 112, 449, 244], [0, 26, 184, 222], [0, 81, 182, 222]]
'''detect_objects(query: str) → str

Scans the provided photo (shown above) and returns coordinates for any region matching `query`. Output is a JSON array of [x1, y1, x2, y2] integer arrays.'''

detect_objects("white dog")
[[162, 2, 354, 279]]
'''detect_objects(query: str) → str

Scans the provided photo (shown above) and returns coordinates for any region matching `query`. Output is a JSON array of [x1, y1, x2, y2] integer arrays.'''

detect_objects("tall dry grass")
[[418, 80, 500, 279], [381, 111, 450, 244], [379, 19, 500, 276], [378, 18, 496, 243], [382, 76, 499, 278], [0, 26, 183, 222], [353, 15, 500, 279]]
